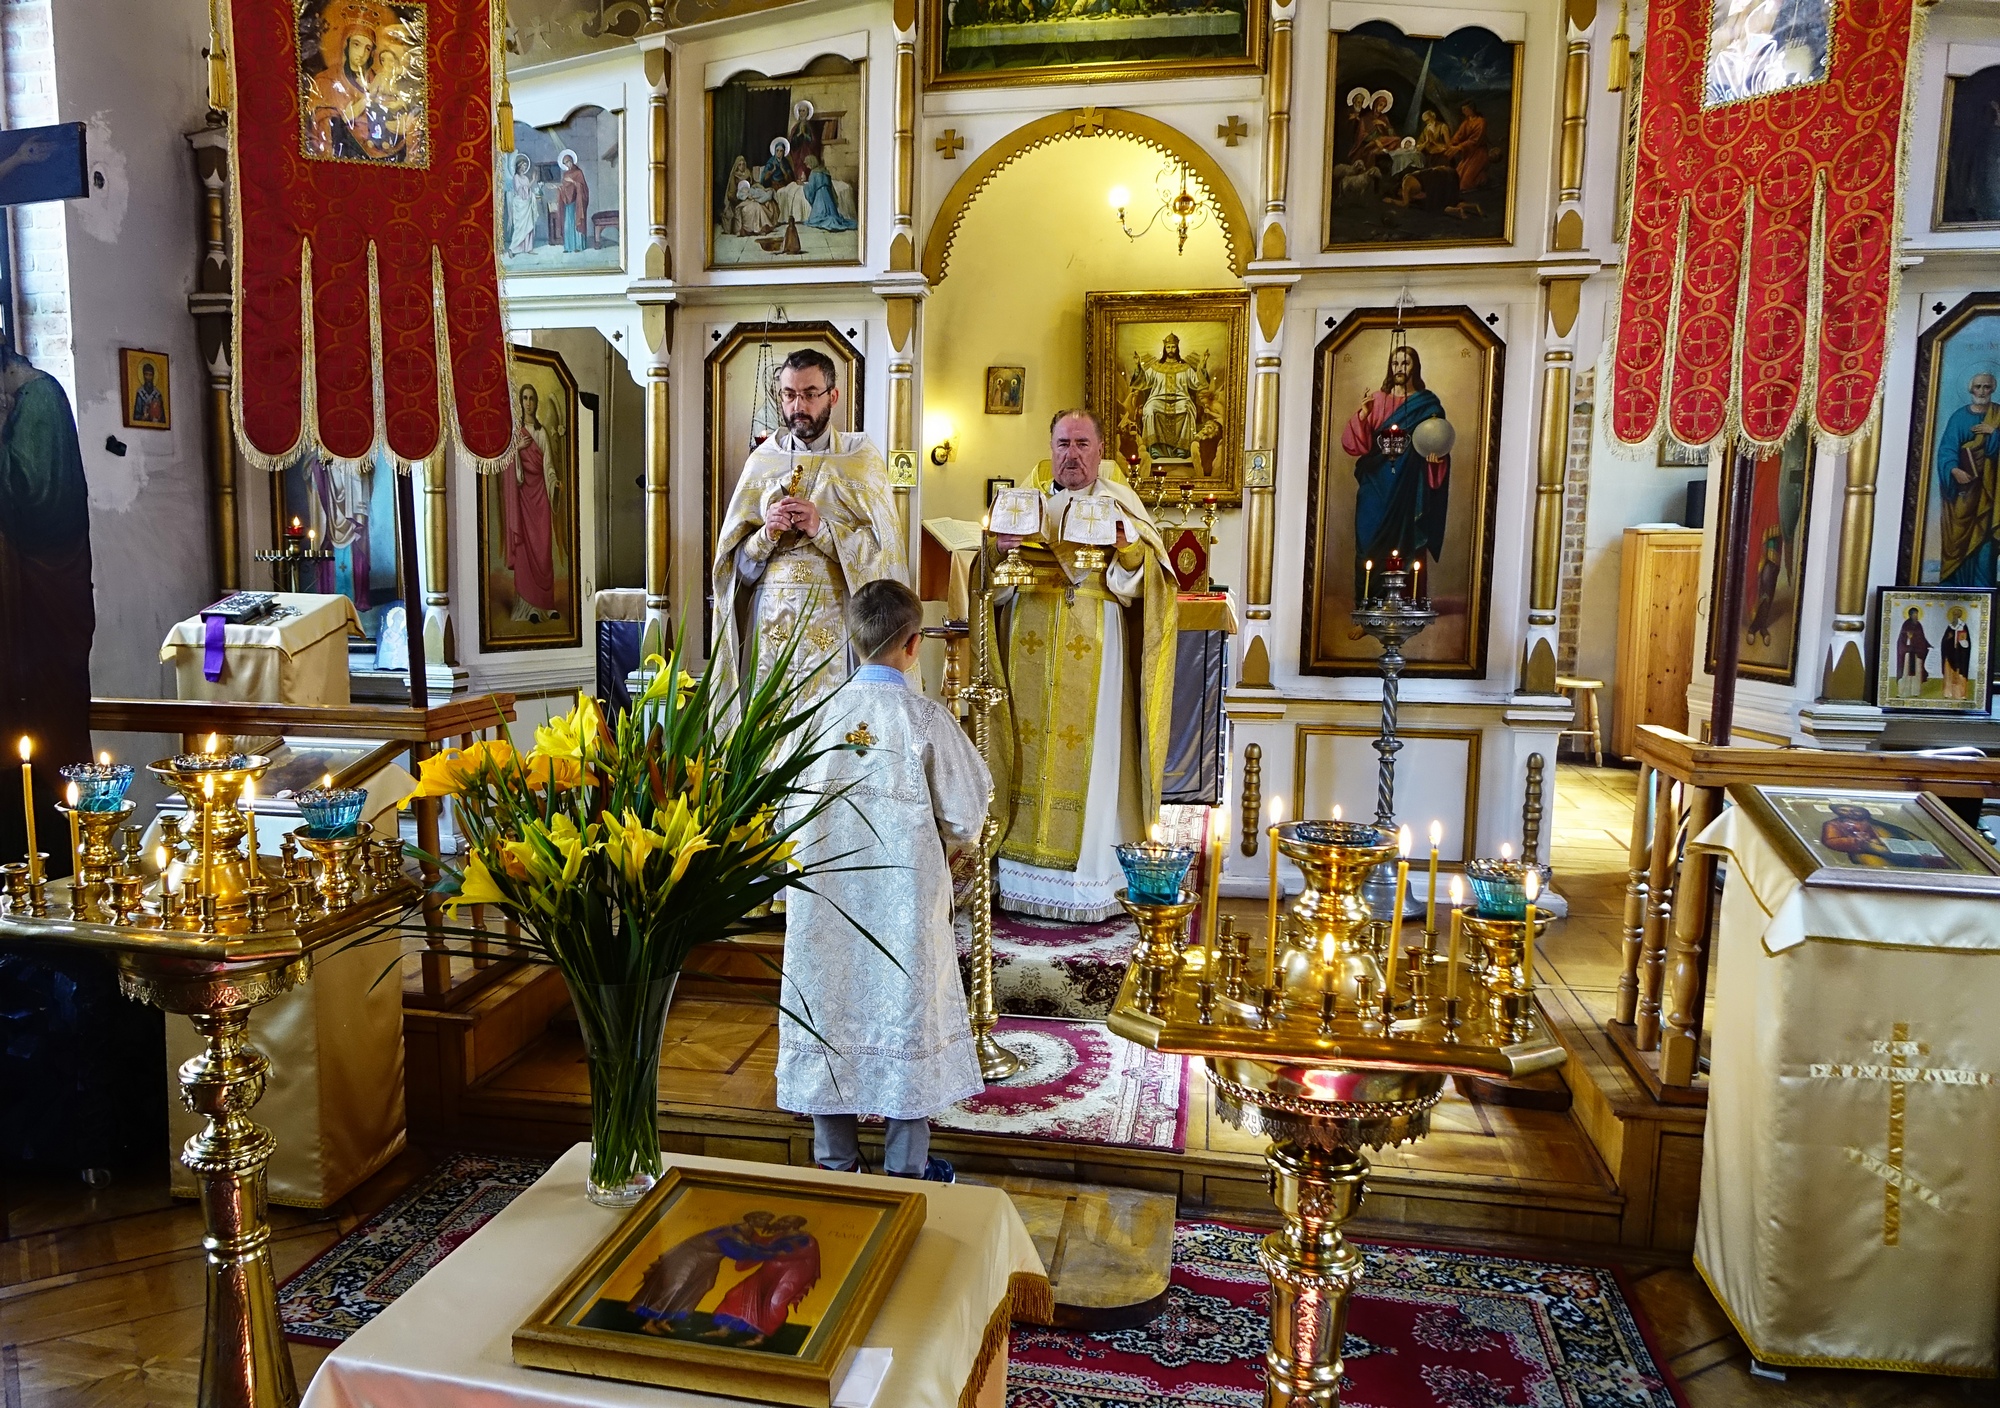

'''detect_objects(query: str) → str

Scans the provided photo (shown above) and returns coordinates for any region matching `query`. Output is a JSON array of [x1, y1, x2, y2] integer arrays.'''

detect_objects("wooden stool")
[[1556, 676, 1604, 766]]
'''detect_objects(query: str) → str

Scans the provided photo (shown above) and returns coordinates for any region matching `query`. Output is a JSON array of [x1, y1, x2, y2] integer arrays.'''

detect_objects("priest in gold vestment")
[[987, 409, 1177, 921], [712, 349, 906, 700]]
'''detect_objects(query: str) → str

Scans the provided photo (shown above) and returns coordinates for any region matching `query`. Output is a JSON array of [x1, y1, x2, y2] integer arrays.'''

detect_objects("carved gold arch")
[[921, 106, 1252, 285]]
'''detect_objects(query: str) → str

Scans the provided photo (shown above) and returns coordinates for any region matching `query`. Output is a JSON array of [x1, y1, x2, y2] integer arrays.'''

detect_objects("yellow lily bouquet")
[[408, 635, 855, 1205]]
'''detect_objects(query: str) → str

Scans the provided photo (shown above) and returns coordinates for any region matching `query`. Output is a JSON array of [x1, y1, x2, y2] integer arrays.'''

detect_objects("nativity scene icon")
[[615, 1209, 823, 1354]]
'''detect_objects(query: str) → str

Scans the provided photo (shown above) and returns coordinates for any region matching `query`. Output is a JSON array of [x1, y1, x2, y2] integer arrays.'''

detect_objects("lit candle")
[[17, 737, 37, 884], [1499, 841, 1513, 861], [1385, 825, 1411, 1003], [1425, 819, 1442, 947], [1265, 795, 1286, 984], [157, 843, 172, 911], [1446, 875, 1465, 1001], [63, 782, 80, 879], [1412, 558, 1423, 594], [98, 750, 111, 766], [243, 778, 260, 875], [1202, 804, 1227, 967], [1362, 559, 1374, 601], [1332, 804, 1342, 822], [201, 776, 215, 898], [1523, 867, 1540, 993]]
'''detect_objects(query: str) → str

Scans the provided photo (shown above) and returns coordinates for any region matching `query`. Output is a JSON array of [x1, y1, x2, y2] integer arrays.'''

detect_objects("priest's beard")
[[787, 403, 833, 443]]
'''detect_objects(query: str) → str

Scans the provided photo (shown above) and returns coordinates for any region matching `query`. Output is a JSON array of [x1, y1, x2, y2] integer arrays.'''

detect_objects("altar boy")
[[775, 579, 989, 1181]]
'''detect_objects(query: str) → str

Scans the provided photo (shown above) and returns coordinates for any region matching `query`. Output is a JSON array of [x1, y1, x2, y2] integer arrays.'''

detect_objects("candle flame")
[[1364, 558, 1373, 571], [1449, 874, 1464, 902], [981, 513, 990, 531], [65, 781, 77, 806], [245, 779, 256, 806], [1428, 819, 1442, 846], [321, 773, 334, 789], [98, 750, 111, 765], [16, 736, 28, 762], [1332, 804, 1342, 821], [203, 776, 215, 798], [205, 733, 219, 754], [292, 516, 302, 530], [155, 844, 167, 870], [1397, 824, 1412, 857], [1499, 841, 1514, 860], [1524, 869, 1541, 902], [1269, 794, 1286, 826], [1149, 821, 1163, 843]]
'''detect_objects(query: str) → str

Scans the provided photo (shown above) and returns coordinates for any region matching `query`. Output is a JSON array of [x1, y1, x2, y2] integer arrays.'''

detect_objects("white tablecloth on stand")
[[301, 1146, 1049, 1408], [161, 592, 362, 704], [1693, 804, 2000, 1376]]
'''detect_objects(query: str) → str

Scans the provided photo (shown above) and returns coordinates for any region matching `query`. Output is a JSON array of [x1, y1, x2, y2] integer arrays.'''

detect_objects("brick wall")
[[1556, 367, 1594, 679], [2, 0, 72, 395]]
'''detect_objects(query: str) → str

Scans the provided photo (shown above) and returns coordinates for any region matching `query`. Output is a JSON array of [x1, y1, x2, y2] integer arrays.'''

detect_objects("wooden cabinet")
[[1612, 527, 1703, 760]]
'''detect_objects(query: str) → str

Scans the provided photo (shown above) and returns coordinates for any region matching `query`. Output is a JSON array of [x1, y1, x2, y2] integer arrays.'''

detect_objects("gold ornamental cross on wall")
[[1809, 1024, 1993, 1245]]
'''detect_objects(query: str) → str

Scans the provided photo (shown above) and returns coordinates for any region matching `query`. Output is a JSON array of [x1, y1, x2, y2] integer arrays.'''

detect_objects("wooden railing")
[[89, 694, 518, 1003], [1612, 725, 2000, 1099]]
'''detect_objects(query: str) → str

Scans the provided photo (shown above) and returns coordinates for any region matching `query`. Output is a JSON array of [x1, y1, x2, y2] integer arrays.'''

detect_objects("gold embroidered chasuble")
[[993, 475, 1177, 874], [710, 431, 906, 702]]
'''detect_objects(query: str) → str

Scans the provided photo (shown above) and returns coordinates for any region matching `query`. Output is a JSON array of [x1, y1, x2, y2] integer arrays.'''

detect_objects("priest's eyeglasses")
[[780, 386, 833, 406]]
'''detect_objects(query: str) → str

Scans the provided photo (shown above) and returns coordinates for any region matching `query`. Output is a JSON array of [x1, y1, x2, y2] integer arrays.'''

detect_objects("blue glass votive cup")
[[1116, 841, 1196, 905], [59, 762, 134, 811], [1464, 858, 1551, 919], [294, 786, 367, 838]]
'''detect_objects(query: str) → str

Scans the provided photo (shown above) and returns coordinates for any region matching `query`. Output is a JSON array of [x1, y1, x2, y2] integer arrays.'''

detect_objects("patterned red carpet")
[[1007, 1221, 1685, 1408], [935, 1016, 1188, 1152]]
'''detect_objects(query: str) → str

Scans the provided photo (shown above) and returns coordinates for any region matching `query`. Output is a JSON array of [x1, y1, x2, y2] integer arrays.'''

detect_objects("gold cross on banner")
[[1017, 629, 1043, 655], [1065, 633, 1094, 661], [1057, 723, 1086, 750], [1217, 115, 1249, 146], [935, 129, 966, 159], [1809, 1023, 1993, 1245], [844, 721, 877, 753]]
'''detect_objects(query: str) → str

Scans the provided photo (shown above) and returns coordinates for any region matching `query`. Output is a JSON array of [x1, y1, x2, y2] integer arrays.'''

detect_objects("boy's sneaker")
[[898, 1156, 954, 1183]]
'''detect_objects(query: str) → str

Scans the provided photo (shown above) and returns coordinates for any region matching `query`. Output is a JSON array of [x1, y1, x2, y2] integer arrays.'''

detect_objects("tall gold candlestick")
[[1446, 876, 1464, 1001], [1264, 795, 1285, 982], [1202, 804, 1227, 967], [18, 737, 38, 883], [1523, 867, 1540, 992], [1424, 819, 1441, 948], [200, 776, 215, 898], [63, 782, 80, 879], [243, 779, 260, 879], [1385, 825, 1411, 1001]]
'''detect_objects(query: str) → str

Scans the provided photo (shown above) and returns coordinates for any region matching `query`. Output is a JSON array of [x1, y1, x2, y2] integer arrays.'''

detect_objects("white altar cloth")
[[1693, 804, 2000, 1376], [300, 1145, 1049, 1408]]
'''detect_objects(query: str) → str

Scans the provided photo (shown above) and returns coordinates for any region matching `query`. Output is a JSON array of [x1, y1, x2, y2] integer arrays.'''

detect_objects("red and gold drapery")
[[228, 0, 513, 467], [1610, 0, 1924, 451]]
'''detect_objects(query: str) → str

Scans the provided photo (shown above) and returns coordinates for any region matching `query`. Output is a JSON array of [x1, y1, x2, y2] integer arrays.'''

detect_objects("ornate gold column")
[[421, 450, 455, 666], [188, 122, 239, 590], [1824, 410, 1880, 701], [1523, 278, 1582, 696], [1238, 0, 1295, 692], [1799, 409, 1887, 747], [1551, 2, 1594, 251], [635, 36, 675, 650]]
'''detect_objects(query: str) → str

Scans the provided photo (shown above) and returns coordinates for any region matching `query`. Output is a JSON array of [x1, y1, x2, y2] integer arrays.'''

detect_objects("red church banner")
[[1610, 0, 1923, 451], [229, 0, 513, 466]]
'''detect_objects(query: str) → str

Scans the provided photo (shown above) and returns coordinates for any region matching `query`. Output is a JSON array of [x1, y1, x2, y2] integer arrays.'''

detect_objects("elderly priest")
[[987, 408, 1178, 921]]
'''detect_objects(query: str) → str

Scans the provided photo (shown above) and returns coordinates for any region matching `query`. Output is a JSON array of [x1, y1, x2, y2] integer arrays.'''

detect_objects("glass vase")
[[569, 975, 677, 1207]]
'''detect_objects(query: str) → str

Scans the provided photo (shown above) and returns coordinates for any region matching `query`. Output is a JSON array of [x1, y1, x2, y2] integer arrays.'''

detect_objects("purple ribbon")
[[202, 613, 227, 683]]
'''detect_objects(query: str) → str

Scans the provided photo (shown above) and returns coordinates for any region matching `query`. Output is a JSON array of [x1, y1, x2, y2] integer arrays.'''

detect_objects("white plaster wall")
[[47, 0, 214, 698]]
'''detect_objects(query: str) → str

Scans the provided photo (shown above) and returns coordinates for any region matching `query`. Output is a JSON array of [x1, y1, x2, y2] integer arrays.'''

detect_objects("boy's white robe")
[[776, 678, 991, 1120]]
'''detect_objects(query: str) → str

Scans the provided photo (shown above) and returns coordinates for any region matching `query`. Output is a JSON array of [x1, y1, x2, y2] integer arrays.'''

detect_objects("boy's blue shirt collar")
[[853, 663, 909, 687]]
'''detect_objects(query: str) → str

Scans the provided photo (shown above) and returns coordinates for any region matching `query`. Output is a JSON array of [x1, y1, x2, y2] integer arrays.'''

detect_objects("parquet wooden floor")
[[1, 767, 1987, 1406]]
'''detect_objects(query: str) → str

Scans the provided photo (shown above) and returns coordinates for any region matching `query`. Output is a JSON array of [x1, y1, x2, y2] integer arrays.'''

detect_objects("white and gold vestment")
[[989, 468, 1177, 922], [711, 430, 906, 703], [776, 673, 991, 1119]]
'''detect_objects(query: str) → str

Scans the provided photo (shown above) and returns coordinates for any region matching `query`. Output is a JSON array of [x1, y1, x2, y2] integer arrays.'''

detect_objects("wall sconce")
[[925, 411, 955, 466], [1109, 161, 1210, 256]]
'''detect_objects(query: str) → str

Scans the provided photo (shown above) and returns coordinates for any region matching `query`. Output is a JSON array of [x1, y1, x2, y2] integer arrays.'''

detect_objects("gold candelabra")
[[960, 544, 1031, 1080], [0, 748, 420, 1408], [1110, 819, 1564, 1408]]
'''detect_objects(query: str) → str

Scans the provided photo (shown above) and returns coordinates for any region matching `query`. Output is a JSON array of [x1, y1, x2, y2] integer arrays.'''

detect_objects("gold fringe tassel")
[[207, 0, 231, 110], [1607, 0, 1630, 91], [1009, 1270, 1055, 1326], [496, 0, 514, 151], [958, 1294, 1015, 1408]]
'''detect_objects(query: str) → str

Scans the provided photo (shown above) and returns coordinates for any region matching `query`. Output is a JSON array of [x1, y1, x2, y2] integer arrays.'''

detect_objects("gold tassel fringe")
[[1607, 0, 1630, 91]]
